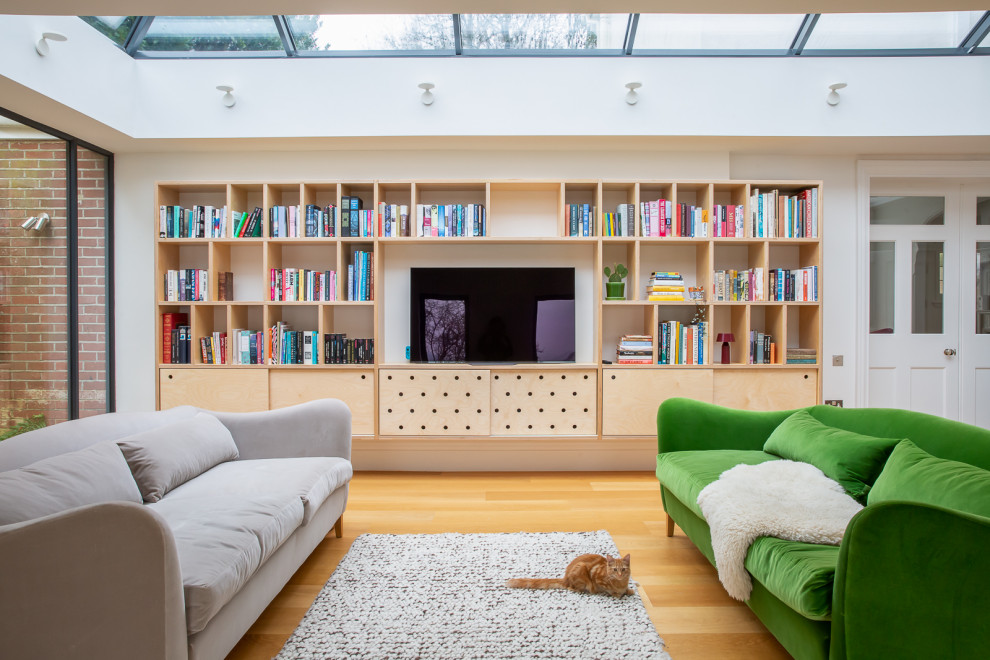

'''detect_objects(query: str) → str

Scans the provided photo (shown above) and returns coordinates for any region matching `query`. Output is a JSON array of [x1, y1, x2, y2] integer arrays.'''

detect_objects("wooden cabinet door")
[[602, 369, 714, 436], [269, 370, 375, 435], [379, 369, 491, 435], [159, 368, 268, 412], [713, 369, 819, 411]]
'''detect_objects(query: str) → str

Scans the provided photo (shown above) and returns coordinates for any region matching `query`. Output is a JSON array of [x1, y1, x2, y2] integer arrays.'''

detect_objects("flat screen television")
[[410, 267, 575, 364]]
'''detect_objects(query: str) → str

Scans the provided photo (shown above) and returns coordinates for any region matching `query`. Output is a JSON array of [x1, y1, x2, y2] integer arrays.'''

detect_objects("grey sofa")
[[0, 398, 352, 660]]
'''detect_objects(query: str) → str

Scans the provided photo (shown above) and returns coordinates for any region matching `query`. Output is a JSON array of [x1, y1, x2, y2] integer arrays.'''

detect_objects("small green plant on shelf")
[[604, 263, 628, 300]]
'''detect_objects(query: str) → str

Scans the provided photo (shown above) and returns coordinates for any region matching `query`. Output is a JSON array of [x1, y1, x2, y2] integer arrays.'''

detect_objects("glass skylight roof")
[[80, 11, 990, 58], [139, 16, 284, 53], [804, 11, 985, 50], [633, 14, 806, 51], [459, 14, 627, 51], [287, 14, 455, 52]]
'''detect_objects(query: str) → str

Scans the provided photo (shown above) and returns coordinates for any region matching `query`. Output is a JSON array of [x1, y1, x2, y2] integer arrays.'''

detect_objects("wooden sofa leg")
[[666, 514, 675, 537], [334, 515, 343, 539]]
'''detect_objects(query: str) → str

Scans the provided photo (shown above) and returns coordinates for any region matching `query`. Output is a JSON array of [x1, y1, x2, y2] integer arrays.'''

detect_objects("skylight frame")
[[79, 12, 990, 59]]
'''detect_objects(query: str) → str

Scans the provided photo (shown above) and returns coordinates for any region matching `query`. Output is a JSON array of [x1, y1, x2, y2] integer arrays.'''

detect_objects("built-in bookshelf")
[[155, 179, 822, 448]]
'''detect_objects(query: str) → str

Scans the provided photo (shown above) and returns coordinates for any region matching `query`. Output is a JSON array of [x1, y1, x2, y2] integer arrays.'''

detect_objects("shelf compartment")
[[710, 304, 749, 366], [489, 181, 560, 238], [265, 242, 339, 302], [602, 181, 636, 238], [639, 243, 709, 302], [602, 303, 656, 365]]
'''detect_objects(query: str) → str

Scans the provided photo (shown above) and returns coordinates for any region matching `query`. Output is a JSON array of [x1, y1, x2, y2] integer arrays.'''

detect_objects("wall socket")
[[824, 400, 844, 407], [832, 355, 844, 366]]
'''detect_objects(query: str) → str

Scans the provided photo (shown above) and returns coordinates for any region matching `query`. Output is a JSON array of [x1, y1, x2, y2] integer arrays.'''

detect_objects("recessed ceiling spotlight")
[[216, 85, 236, 108], [419, 82, 435, 106], [826, 82, 847, 107], [36, 32, 67, 57], [625, 82, 642, 106]]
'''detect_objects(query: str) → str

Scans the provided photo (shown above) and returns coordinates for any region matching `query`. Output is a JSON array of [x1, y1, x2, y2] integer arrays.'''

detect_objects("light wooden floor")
[[227, 472, 790, 660]]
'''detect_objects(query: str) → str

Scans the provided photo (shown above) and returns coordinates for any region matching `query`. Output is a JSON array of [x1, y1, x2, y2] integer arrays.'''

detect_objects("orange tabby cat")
[[506, 553, 633, 598]]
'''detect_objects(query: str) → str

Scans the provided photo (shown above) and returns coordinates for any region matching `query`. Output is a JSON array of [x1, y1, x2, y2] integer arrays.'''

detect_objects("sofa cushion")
[[117, 413, 239, 503], [868, 439, 990, 518], [149, 493, 303, 634], [0, 441, 142, 525], [163, 456, 352, 525], [745, 537, 840, 620], [656, 450, 779, 519], [0, 406, 199, 473], [764, 410, 901, 502]]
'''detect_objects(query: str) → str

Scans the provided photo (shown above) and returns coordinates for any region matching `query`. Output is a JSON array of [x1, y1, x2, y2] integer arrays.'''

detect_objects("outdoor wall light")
[[36, 32, 67, 57], [419, 82, 435, 106], [625, 82, 642, 105], [216, 85, 236, 108], [20, 213, 50, 231], [826, 83, 847, 107]]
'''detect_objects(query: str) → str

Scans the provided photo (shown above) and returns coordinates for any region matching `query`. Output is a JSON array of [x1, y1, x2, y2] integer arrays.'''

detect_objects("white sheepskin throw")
[[697, 460, 863, 602]]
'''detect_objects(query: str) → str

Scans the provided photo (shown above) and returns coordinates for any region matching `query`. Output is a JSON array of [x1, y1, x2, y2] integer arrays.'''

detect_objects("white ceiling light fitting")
[[826, 82, 847, 107], [625, 82, 642, 106], [216, 85, 236, 108], [36, 32, 67, 57], [20, 213, 50, 231], [419, 82, 435, 106]]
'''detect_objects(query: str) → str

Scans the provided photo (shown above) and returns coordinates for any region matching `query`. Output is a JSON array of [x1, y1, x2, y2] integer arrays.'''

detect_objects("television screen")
[[410, 267, 575, 364]]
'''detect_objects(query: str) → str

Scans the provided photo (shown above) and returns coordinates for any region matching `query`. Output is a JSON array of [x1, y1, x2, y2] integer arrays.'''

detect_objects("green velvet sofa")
[[654, 398, 990, 660]]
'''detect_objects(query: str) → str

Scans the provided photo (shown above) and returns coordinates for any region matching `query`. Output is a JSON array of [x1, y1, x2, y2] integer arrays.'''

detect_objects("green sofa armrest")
[[657, 398, 796, 454], [831, 501, 990, 660]]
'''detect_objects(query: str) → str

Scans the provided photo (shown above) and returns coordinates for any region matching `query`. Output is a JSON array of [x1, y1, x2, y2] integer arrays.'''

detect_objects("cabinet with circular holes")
[[378, 369, 491, 435], [490, 370, 597, 436]]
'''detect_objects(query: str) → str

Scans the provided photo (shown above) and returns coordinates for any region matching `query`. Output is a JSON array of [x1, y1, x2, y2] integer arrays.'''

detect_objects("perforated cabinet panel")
[[378, 369, 491, 435], [491, 370, 597, 436]]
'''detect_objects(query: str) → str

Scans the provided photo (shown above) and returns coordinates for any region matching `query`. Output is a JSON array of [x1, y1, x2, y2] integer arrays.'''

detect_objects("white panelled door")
[[869, 181, 990, 428], [868, 184, 959, 420], [960, 185, 990, 429]]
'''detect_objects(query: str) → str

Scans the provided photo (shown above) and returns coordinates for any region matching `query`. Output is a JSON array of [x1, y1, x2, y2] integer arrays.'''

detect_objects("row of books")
[[750, 188, 819, 238], [647, 271, 685, 302], [712, 268, 765, 302], [659, 320, 708, 365], [269, 323, 320, 365], [379, 203, 410, 237], [567, 203, 597, 237], [750, 331, 776, 364], [230, 207, 264, 237], [415, 204, 487, 237], [163, 269, 208, 301], [603, 204, 635, 237], [615, 333, 652, 364], [269, 205, 336, 238], [159, 204, 227, 239], [711, 205, 747, 238], [325, 334, 374, 364], [641, 200, 711, 238], [786, 348, 818, 364], [769, 266, 819, 302], [270, 268, 338, 302], [231, 329, 265, 364], [162, 313, 191, 363], [200, 332, 228, 365], [348, 251, 374, 301]]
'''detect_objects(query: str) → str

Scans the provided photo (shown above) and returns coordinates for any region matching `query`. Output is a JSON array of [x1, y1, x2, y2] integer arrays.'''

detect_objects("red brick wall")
[[0, 139, 109, 430], [77, 147, 108, 419]]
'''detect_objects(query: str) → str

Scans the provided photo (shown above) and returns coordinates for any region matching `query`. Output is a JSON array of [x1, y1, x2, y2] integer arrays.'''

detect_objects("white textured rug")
[[277, 531, 670, 659], [697, 460, 863, 602]]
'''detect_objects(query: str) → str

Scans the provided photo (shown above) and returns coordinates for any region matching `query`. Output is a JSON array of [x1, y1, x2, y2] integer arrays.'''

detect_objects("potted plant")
[[603, 263, 628, 300]]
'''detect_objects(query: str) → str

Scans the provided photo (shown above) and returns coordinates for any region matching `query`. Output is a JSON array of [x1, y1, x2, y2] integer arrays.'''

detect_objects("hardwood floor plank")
[[226, 471, 789, 660]]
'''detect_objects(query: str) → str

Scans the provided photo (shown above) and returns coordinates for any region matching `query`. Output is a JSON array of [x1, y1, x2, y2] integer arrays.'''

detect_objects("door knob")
[[944, 348, 957, 356]]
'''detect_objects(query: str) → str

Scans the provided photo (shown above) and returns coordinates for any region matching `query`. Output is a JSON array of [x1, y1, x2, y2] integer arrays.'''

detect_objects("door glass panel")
[[978, 242, 990, 334], [870, 241, 895, 334], [870, 196, 945, 225], [978, 197, 990, 225], [912, 242, 944, 334]]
